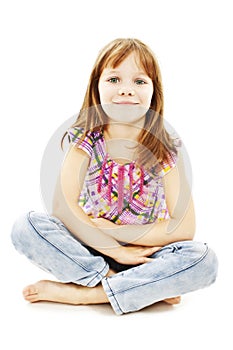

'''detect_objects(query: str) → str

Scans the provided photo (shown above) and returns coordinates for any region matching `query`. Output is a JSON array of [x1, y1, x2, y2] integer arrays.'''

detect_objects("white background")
[[0, 0, 232, 349]]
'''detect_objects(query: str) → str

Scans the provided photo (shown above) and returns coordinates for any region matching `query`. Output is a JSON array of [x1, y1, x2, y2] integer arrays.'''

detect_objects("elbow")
[[167, 220, 195, 243], [188, 218, 196, 240], [179, 225, 196, 241], [176, 197, 196, 241], [169, 209, 196, 242], [176, 213, 196, 241]]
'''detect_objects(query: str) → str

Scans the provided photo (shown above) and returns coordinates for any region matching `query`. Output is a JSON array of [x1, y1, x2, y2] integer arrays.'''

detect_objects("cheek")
[[98, 82, 104, 103], [141, 87, 153, 106], [98, 83, 113, 104]]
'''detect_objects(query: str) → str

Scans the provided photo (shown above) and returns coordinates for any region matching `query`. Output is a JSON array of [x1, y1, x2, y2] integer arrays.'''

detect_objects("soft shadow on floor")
[[24, 298, 180, 317]]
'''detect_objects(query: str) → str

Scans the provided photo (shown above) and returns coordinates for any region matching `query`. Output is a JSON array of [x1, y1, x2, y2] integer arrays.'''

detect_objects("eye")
[[107, 77, 120, 83], [135, 79, 147, 85]]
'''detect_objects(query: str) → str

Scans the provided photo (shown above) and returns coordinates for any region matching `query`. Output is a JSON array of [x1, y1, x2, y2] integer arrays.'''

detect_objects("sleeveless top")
[[69, 127, 181, 225]]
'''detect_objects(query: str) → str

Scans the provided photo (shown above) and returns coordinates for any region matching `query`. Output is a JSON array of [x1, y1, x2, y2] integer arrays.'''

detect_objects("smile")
[[113, 101, 139, 105]]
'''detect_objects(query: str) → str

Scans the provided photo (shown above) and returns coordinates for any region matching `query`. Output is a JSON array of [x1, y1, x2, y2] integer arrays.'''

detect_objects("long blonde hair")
[[62, 38, 177, 170]]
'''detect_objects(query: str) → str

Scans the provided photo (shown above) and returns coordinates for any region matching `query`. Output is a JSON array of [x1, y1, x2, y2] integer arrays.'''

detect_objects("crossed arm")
[[91, 151, 195, 246], [52, 145, 195, 265]]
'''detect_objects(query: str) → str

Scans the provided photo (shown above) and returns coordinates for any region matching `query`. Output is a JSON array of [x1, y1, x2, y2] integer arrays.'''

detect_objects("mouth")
[[113, 101, 139, 105]]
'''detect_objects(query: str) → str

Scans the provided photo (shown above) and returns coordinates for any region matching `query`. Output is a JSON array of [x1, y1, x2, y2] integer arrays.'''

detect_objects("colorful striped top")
[[69, 127, 180, 225]]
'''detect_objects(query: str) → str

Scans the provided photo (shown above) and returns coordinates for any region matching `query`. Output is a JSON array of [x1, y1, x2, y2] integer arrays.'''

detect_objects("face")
[[98, 53, 154, 124]]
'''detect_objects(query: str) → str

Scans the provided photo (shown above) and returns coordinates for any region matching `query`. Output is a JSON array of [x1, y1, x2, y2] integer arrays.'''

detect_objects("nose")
[[118, 88, 135, 96]]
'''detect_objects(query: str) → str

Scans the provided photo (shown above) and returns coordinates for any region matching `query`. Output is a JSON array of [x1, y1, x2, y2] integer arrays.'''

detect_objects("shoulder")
[[158, 137, 182, 177], [162, 146, 193, 222], [68, 127, 102, 157]]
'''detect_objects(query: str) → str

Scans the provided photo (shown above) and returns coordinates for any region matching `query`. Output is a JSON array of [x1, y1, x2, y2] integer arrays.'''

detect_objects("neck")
[[104, 122, 143, 141]]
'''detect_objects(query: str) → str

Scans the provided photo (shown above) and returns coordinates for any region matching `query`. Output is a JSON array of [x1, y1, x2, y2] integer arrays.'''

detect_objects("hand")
[[108, 245, 162, 265], [91, 218, 117, 229]]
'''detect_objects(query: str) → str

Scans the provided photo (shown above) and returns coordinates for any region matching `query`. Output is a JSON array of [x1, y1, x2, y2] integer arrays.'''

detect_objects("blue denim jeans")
[[11, 211, 218, 315]]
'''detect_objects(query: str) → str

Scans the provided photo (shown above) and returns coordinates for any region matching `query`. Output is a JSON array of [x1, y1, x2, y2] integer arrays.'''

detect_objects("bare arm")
[[52, 146, 122, 252], [92, 151, 195, 246], [52, 145, 159, 264]]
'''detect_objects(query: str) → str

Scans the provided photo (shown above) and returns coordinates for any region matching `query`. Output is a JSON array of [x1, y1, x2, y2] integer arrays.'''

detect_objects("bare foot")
[[22, 280, 108, 305], [163, 296, 181, 305], [22, 278, 180, 308]]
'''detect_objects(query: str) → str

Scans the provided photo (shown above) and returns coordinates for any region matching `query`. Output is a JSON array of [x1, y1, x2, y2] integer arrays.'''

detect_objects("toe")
[[25, 294, 39, 303], [23, 284, 40, 303], [23, 284, 38, 298], [172, 296, 181, 304], [163, 296, 181, 305]]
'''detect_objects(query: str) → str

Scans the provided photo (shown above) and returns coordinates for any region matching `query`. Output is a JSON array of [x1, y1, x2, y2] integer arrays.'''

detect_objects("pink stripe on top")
[[68, 127, 180, 225]]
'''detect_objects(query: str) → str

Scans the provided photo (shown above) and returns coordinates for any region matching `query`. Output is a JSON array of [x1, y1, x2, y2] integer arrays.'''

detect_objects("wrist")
[[98, 245, 123, 259]]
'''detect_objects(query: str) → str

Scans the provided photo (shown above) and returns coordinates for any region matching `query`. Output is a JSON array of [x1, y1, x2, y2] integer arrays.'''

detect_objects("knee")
[[174, 241, 218, 288], [187, 241, 218, 288], [11, 212, 32, 253], [11, 211, 45, 254], [201, 245, 218, 287]]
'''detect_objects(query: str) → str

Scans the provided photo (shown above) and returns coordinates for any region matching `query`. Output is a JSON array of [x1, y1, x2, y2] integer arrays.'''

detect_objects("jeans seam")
[[104, 278, 123, 314], [86, 263, 108, 286], [111, 244, 209, 295], [27, 211, 105, 276]]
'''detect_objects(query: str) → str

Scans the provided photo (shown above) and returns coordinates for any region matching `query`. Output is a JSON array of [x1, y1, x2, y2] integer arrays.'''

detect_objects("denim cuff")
[[101, 277, 123, 315], [85, 262, 110, 287]]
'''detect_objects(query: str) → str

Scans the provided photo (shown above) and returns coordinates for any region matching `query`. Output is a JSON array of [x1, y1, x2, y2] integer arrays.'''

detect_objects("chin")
[[102, 104, 148, 124]]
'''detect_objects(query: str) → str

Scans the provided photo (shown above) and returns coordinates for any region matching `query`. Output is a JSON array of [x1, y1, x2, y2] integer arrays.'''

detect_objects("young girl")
[[11, 38, 218, 315]]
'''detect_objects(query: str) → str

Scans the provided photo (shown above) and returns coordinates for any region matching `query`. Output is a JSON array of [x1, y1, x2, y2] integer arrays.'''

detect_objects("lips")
[[113, 101, 139, 105]]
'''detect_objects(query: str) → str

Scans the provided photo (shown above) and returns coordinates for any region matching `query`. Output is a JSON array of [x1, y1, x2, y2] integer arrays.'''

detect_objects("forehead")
[[103, 52, 147, 74]]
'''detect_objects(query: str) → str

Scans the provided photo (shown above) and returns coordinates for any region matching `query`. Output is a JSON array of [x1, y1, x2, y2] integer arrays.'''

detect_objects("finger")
[[151, 246, 162, 253], [143, 246, 162, 256], [138, 257, 154, 264]]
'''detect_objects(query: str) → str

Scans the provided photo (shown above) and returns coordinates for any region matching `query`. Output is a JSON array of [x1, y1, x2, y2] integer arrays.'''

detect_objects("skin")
[[23, 53, 183, 308], [98, 52, 154, 137], [23, 277, 181, 306]]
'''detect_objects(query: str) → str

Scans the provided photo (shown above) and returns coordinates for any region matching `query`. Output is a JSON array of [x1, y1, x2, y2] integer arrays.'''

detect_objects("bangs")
[[100, 39, 156, 80], [63, 38, 172, 169]]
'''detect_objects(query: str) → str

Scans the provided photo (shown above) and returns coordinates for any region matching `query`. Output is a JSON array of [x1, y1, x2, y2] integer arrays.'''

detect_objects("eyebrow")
[[103, 69, 148, 76]]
